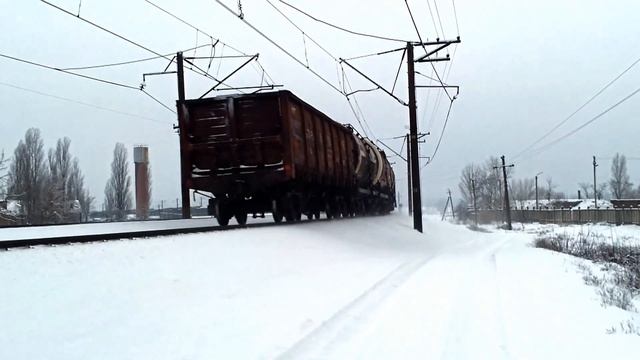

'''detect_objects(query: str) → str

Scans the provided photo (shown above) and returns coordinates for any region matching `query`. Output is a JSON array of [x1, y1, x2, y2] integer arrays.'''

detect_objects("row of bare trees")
[[458, 153, 640, 211], [458, 157, 508, 210], [2, 130, 151, 225], [458, 157, 561, 210], [2, 128, 93, 224]]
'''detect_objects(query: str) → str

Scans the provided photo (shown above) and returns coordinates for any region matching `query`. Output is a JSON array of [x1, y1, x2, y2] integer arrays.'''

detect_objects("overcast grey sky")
[[1, 0, 639, 209]]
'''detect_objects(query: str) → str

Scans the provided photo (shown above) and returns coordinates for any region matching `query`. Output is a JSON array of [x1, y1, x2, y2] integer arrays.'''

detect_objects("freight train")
[[180, 90, 395, 226]]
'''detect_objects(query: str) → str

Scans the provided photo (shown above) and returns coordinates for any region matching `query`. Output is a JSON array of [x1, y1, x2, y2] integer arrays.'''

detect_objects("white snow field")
[[1, 214, 639, 359]]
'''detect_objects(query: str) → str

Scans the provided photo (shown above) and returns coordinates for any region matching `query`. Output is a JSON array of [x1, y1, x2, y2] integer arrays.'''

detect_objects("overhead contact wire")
[[277, 0, 411, 43], [212, 0, 344, 95]]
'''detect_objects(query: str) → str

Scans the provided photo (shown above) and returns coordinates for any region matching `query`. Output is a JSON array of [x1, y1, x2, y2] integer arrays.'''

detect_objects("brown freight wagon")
[[180, 90, 395, 226]]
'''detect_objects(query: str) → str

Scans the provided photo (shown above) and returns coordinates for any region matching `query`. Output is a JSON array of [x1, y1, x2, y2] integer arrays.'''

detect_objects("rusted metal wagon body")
[[181, 90, 395, 226]]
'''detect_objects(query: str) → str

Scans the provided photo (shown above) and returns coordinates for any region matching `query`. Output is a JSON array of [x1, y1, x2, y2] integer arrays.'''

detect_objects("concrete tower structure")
[[134, 146, 150, 219]]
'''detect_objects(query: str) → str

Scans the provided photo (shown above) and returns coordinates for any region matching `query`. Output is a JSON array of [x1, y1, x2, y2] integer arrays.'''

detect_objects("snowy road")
[[1, 214, 638, 359]]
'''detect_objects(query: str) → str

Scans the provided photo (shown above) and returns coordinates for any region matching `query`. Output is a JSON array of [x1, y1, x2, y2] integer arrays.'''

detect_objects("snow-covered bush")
[[535, 231, 640, 312]]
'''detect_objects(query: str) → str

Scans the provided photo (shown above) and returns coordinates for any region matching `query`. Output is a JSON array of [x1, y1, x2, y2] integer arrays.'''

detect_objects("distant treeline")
[[1, 128, 92, 225], [0, 128, 151, 226], [456, 154, 640, 217]]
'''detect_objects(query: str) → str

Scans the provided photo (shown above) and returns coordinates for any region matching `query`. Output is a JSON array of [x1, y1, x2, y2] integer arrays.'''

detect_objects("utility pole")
[[471, 178, 478, 227], [406, 43, 422, 232], [406, 133, 412, 215], [494, 155, 514, 230], [441, 194, 450, 221], [593, 155, 598, 208], [176, 52, 191, 219], [535, 171, 543, 209], [535, 176, 539, 209], [441, 189, 455, 220], [340, 38, 460, 232]]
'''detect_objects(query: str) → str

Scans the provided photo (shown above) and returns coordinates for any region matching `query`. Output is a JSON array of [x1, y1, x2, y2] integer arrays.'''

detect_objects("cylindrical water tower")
[[134, 145, 150, 219]]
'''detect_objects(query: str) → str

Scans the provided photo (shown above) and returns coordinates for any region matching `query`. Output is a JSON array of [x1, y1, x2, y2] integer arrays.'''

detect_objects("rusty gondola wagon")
[[179, 90, 395, 226]]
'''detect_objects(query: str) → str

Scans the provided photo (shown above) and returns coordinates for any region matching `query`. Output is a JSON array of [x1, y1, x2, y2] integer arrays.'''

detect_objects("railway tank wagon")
[[180, 90, 395, 226]]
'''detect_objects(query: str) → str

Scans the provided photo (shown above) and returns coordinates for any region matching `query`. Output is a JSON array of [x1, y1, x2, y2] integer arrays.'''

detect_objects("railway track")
[[0, 217, 336, 250]]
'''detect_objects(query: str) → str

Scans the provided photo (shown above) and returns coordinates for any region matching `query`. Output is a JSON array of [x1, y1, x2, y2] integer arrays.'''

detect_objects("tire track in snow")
[[440, 237, 511, 359], [275, 254, 436, 359]]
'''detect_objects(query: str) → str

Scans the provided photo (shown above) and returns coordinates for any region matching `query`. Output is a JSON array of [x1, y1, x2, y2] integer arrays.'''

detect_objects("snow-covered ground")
[[509, 221, 640, 246], [1, 214, 639, 359]]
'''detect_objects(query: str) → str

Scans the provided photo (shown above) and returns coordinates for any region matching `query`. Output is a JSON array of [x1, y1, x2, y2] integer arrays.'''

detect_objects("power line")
[[452, 0, 461, 36], [41, 0, 166, 59], [277, 0, 411, 43], [424, 99, 455, 166], [342, 68, 374, 139], [342, 46, 406, 61], [40, 0, 240, 89], [523, 86, 640, 159], [60, 44, 211, 71], [403, 0, 452, 102], [143, 0, 275, 85], [1, 52, 176, 114], [264, 0, 336, 61], [262, 0, 378, 138], [433, 0, 447, 39], [212, 0, 344, 95], [512, 55, 640, 160], [141, 89, 177, 114], [0, 52, 138, 90], [425, 0, 440, 39], [391, 49, 407, 94], [0, 80, 171, 124], [415, 70, 449, 85], [424, 44, 458, 133]]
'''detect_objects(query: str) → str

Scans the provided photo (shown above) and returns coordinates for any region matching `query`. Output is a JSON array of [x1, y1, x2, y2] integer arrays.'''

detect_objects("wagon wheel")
[[235, 209, 248, 226], [292, 196, 302, 222], [284, 196, 296, 222], [272, 199, 284, 223], [215, 202, 231, 227]]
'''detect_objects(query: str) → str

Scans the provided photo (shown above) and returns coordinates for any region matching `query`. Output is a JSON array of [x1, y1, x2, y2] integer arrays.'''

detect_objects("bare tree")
[[42, 138, 73, 223], [458, 164, 482, 206], [511, 178, 535, 203], [0, 150, 8, 197], [7, 128, 47, 224], [105, 143, 131, 221], [68, 158, 93, 222], [457, 157, 511, 210], [480, 157, 504, 209], [545, 177, 556, 201], [597, 183, 609, 201], [578, 182, 592, 198], [609, 153, 633, 199]]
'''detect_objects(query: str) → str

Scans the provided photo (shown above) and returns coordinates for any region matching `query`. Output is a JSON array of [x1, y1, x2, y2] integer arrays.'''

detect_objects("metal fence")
[[477, 208, 640, 225]]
